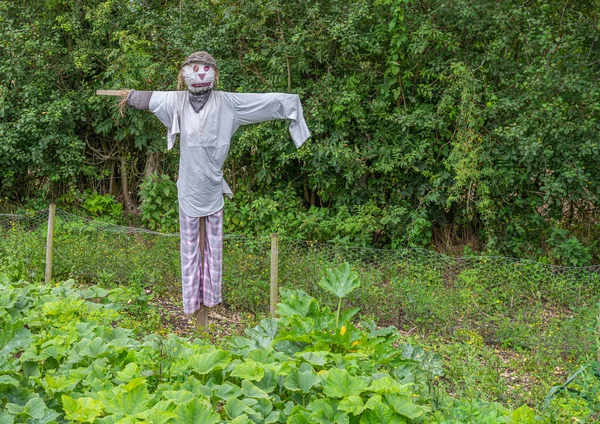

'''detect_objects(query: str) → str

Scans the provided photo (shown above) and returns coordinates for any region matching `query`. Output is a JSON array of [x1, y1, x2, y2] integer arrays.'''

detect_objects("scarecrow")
[[98, 51, 310, 327]]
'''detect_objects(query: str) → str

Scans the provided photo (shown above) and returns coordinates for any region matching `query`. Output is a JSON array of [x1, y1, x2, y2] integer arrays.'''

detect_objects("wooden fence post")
[[45, 204, 56, 283], [270, 233, 279, 317]]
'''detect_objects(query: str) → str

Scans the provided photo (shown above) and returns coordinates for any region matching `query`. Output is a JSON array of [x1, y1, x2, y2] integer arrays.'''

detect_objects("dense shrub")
[[1, 0, 598, 258]]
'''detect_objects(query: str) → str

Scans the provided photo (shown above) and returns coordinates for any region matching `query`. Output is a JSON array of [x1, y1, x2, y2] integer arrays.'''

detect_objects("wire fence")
[[1, 208, 599, 356]]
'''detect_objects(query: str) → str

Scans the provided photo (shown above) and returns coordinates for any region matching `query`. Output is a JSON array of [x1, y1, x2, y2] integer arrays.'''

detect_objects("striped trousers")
[[179, 207, 223, 314]]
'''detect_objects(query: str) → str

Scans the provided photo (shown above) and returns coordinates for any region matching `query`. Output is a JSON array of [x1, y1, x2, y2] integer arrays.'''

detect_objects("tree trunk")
[[109, 161, 116, 196], [144, 152, 160, 178], [120, 155, 137, 213]]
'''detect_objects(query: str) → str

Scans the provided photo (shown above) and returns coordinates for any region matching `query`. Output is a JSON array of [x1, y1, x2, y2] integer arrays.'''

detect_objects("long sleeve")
[[126, 90, 153, 110], [225, 92, 310, 149], [148, 91, 186, 150]]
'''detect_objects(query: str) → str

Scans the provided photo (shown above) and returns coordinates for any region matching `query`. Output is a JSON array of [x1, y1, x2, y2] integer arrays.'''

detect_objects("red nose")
[[198, 73, 206, 80]]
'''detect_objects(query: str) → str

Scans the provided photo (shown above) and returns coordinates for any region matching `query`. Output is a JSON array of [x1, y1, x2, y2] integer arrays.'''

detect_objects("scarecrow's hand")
[[125, 90, 153, 110]]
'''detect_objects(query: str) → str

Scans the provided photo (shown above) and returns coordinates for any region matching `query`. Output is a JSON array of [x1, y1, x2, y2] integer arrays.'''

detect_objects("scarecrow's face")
[[182, 63, 216, 93]]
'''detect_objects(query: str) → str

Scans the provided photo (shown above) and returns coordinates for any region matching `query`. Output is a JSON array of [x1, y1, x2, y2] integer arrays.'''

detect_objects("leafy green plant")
[[82, 191, 123, 222], [318, 263, 360, 329], [546, 227, 592, 267], [543, 365, 600, 422], [139, 173, 179, 232], [4, 265, 553, 422]]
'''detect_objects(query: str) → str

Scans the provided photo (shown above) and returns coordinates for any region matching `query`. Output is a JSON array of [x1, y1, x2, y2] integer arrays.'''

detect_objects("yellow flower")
[[340, 326, 346, 336], [352, 340, 359, 346]]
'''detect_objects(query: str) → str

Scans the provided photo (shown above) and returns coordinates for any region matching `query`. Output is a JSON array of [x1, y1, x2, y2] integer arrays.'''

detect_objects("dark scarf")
[[189, 90, 211, 113]]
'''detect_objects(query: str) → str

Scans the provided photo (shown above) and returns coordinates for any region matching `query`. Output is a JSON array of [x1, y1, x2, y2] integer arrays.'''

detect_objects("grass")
[[0, 214, 599, 419]]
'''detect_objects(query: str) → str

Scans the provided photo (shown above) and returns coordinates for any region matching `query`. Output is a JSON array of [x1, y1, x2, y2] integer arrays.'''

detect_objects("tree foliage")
[[1, 0, 599, 259]]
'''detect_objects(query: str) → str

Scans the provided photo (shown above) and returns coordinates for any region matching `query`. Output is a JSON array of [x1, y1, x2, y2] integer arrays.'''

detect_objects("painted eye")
[[204, 65, 210, 72], [192, 64, 199, 72]]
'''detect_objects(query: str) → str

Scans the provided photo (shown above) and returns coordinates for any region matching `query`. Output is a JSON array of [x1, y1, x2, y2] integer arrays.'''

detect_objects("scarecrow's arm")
[[226, 92, 310, 149]]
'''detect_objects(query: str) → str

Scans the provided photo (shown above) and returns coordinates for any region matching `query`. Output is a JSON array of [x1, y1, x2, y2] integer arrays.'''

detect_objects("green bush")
[[546, 228, 592, 267], [82, 191, 123, 222], [139, 173, 179, 233]]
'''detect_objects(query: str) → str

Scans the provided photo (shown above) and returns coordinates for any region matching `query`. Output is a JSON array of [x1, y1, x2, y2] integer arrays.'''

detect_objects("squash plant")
[[0, 267, 537, 423]]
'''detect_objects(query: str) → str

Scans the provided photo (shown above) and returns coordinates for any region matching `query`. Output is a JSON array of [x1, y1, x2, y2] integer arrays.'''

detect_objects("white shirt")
[[149, 90, 310, 217]]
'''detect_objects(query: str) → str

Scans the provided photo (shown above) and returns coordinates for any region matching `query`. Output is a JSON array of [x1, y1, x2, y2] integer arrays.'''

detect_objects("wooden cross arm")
[[96, 89, 130, 96]]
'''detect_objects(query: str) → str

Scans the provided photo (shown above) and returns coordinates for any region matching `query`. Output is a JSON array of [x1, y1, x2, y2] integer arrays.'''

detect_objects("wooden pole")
[[96, 90, 127, 96], [270, 233, 279, 317], [44, 204, 56, 283], [196, 217, 209, 330], [196, 305, 209, 331]]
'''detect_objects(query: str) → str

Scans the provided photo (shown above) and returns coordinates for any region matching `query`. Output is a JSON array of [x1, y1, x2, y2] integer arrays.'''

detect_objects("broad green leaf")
[[359, 402, 400, 424], [173, 398, 219, 424], [296, 351, 329, 366], [79, 337, 108, 358], [25, 397, 46, 419], [0, 411, 14, 424], [62, 395, 104, 423], [116, 363, 140, 382], [229, 414, 252, 424], [339, 307, 361, 324], [333, 412, 350, 424], [104, 379, 150, 415], [40, 345, 67, 361], [311, 408, 350, 424], [307, 399, 350, 424], [81, 287, 109, 299], [181, 376, 213, 398], [0, 290, 17, 309], [241, 397, 258, 408], [368, 376, 410, 395], [244, 318, 278, 349], [287, 412, 312, 424], [276, 289, 313, 318], [224, 398, 255, 419], [112, 416, 139, 424], [241, 380, 269, 398], [215, 382, 242, 401], [137, 411, 175, 424], [108, 338, 136, 350], [162, 390, 194, 404], [264, 410, 280, 423], [230, 359, 265, 381], [5, 397, 46, 420], [254, 368, 277, 393], [318, 263, 360, 299], [323, 368, 368, 398], [189, 349, 231, 374], [511, 404, 537, 423], [385, 394, 424, 419], [5, 404, 23, 415], [0, 375, 19, 387], [338, 395, 364, 415], [247, 349, 272, 364], [284, 368, 321, 393], [364, 394, 382, 410], [43, 373, 80, 393], [134, 400, 176, 423], [22, 361, 40, 378], [0, 326, 31, 358], [251, 398, 273, 418], [308, 399, 334, 417]]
